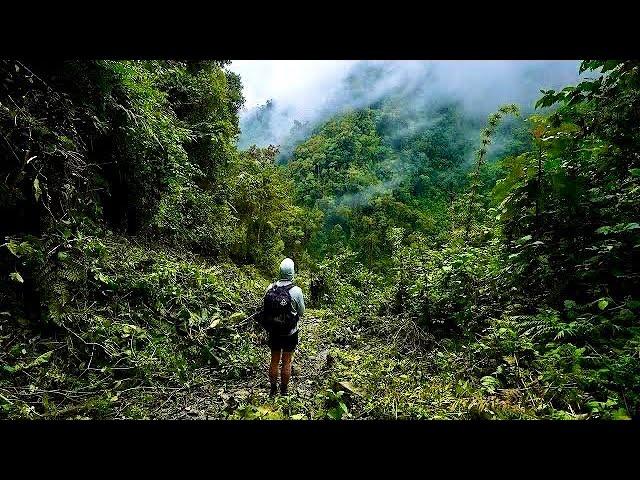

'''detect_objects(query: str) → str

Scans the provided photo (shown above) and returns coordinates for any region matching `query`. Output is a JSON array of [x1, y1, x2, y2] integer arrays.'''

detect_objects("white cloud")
[[229, 60, 357, 114]]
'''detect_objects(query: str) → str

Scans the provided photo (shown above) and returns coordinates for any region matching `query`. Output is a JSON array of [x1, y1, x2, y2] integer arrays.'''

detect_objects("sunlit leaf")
[[10, 272, 24, 283]]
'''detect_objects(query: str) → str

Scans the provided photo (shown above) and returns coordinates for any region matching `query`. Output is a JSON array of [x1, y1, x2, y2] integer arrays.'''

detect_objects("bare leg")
[[280, 351, 294, 394], [269, 349, 281, 393]]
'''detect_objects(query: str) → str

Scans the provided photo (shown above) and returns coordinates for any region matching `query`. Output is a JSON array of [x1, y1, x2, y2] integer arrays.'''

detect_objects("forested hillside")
[[1, 60, 638, 419]]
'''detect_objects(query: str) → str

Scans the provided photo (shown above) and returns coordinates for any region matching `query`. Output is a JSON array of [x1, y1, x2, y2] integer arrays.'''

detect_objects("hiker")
[[263, 257, 305, 396]]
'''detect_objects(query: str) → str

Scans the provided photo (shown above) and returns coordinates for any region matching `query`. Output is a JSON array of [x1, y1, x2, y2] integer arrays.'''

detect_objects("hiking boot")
[[280, 384, 289, 396], [269, 384, 278, 397]]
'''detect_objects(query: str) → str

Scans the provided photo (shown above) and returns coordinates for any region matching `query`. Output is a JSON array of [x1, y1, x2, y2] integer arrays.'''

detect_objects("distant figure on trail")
[[262, 257, 305, 396], [310, 272, 326, 307]]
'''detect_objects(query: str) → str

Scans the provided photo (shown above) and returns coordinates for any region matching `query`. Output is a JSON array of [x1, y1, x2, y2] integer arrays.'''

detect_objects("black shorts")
[[269, 330, 299, 353]]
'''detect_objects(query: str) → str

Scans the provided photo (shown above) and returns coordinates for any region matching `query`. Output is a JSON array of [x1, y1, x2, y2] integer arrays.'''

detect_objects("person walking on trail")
[[263, 257, 305, 396]]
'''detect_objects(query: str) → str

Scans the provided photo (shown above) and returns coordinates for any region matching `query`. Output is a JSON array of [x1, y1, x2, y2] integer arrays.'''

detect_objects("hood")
[[279, 257, 295, 281]]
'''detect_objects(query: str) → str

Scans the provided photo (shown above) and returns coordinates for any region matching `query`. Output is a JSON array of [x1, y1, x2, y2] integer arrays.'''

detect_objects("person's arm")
[[294, 287, 305, 317]]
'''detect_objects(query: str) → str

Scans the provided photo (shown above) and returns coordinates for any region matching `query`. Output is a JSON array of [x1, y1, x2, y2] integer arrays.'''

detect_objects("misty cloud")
[[230, 60, 582, 153]]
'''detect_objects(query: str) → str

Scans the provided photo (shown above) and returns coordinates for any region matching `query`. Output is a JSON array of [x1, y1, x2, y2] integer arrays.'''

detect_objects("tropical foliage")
[[1, 60, 638, 419]]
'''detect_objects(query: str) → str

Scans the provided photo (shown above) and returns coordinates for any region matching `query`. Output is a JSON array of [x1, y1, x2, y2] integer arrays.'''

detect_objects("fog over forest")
[[231, 60, 581, 151]]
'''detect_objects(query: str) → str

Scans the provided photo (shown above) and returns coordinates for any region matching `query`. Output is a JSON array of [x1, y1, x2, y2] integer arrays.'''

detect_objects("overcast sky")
[[229, 60, 357, 111]]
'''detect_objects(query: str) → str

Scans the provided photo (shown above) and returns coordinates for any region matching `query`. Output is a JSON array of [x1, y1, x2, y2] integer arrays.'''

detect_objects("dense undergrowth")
[[1, 60, 638, 419], [1, 233, 268, 417]]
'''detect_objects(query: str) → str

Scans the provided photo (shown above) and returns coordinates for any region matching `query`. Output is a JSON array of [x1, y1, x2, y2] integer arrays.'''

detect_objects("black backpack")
[[263, 283, 298, 335]]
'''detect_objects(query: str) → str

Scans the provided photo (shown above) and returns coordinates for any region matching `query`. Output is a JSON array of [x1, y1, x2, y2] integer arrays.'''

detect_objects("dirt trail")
[[153, 309, 330, 419]]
